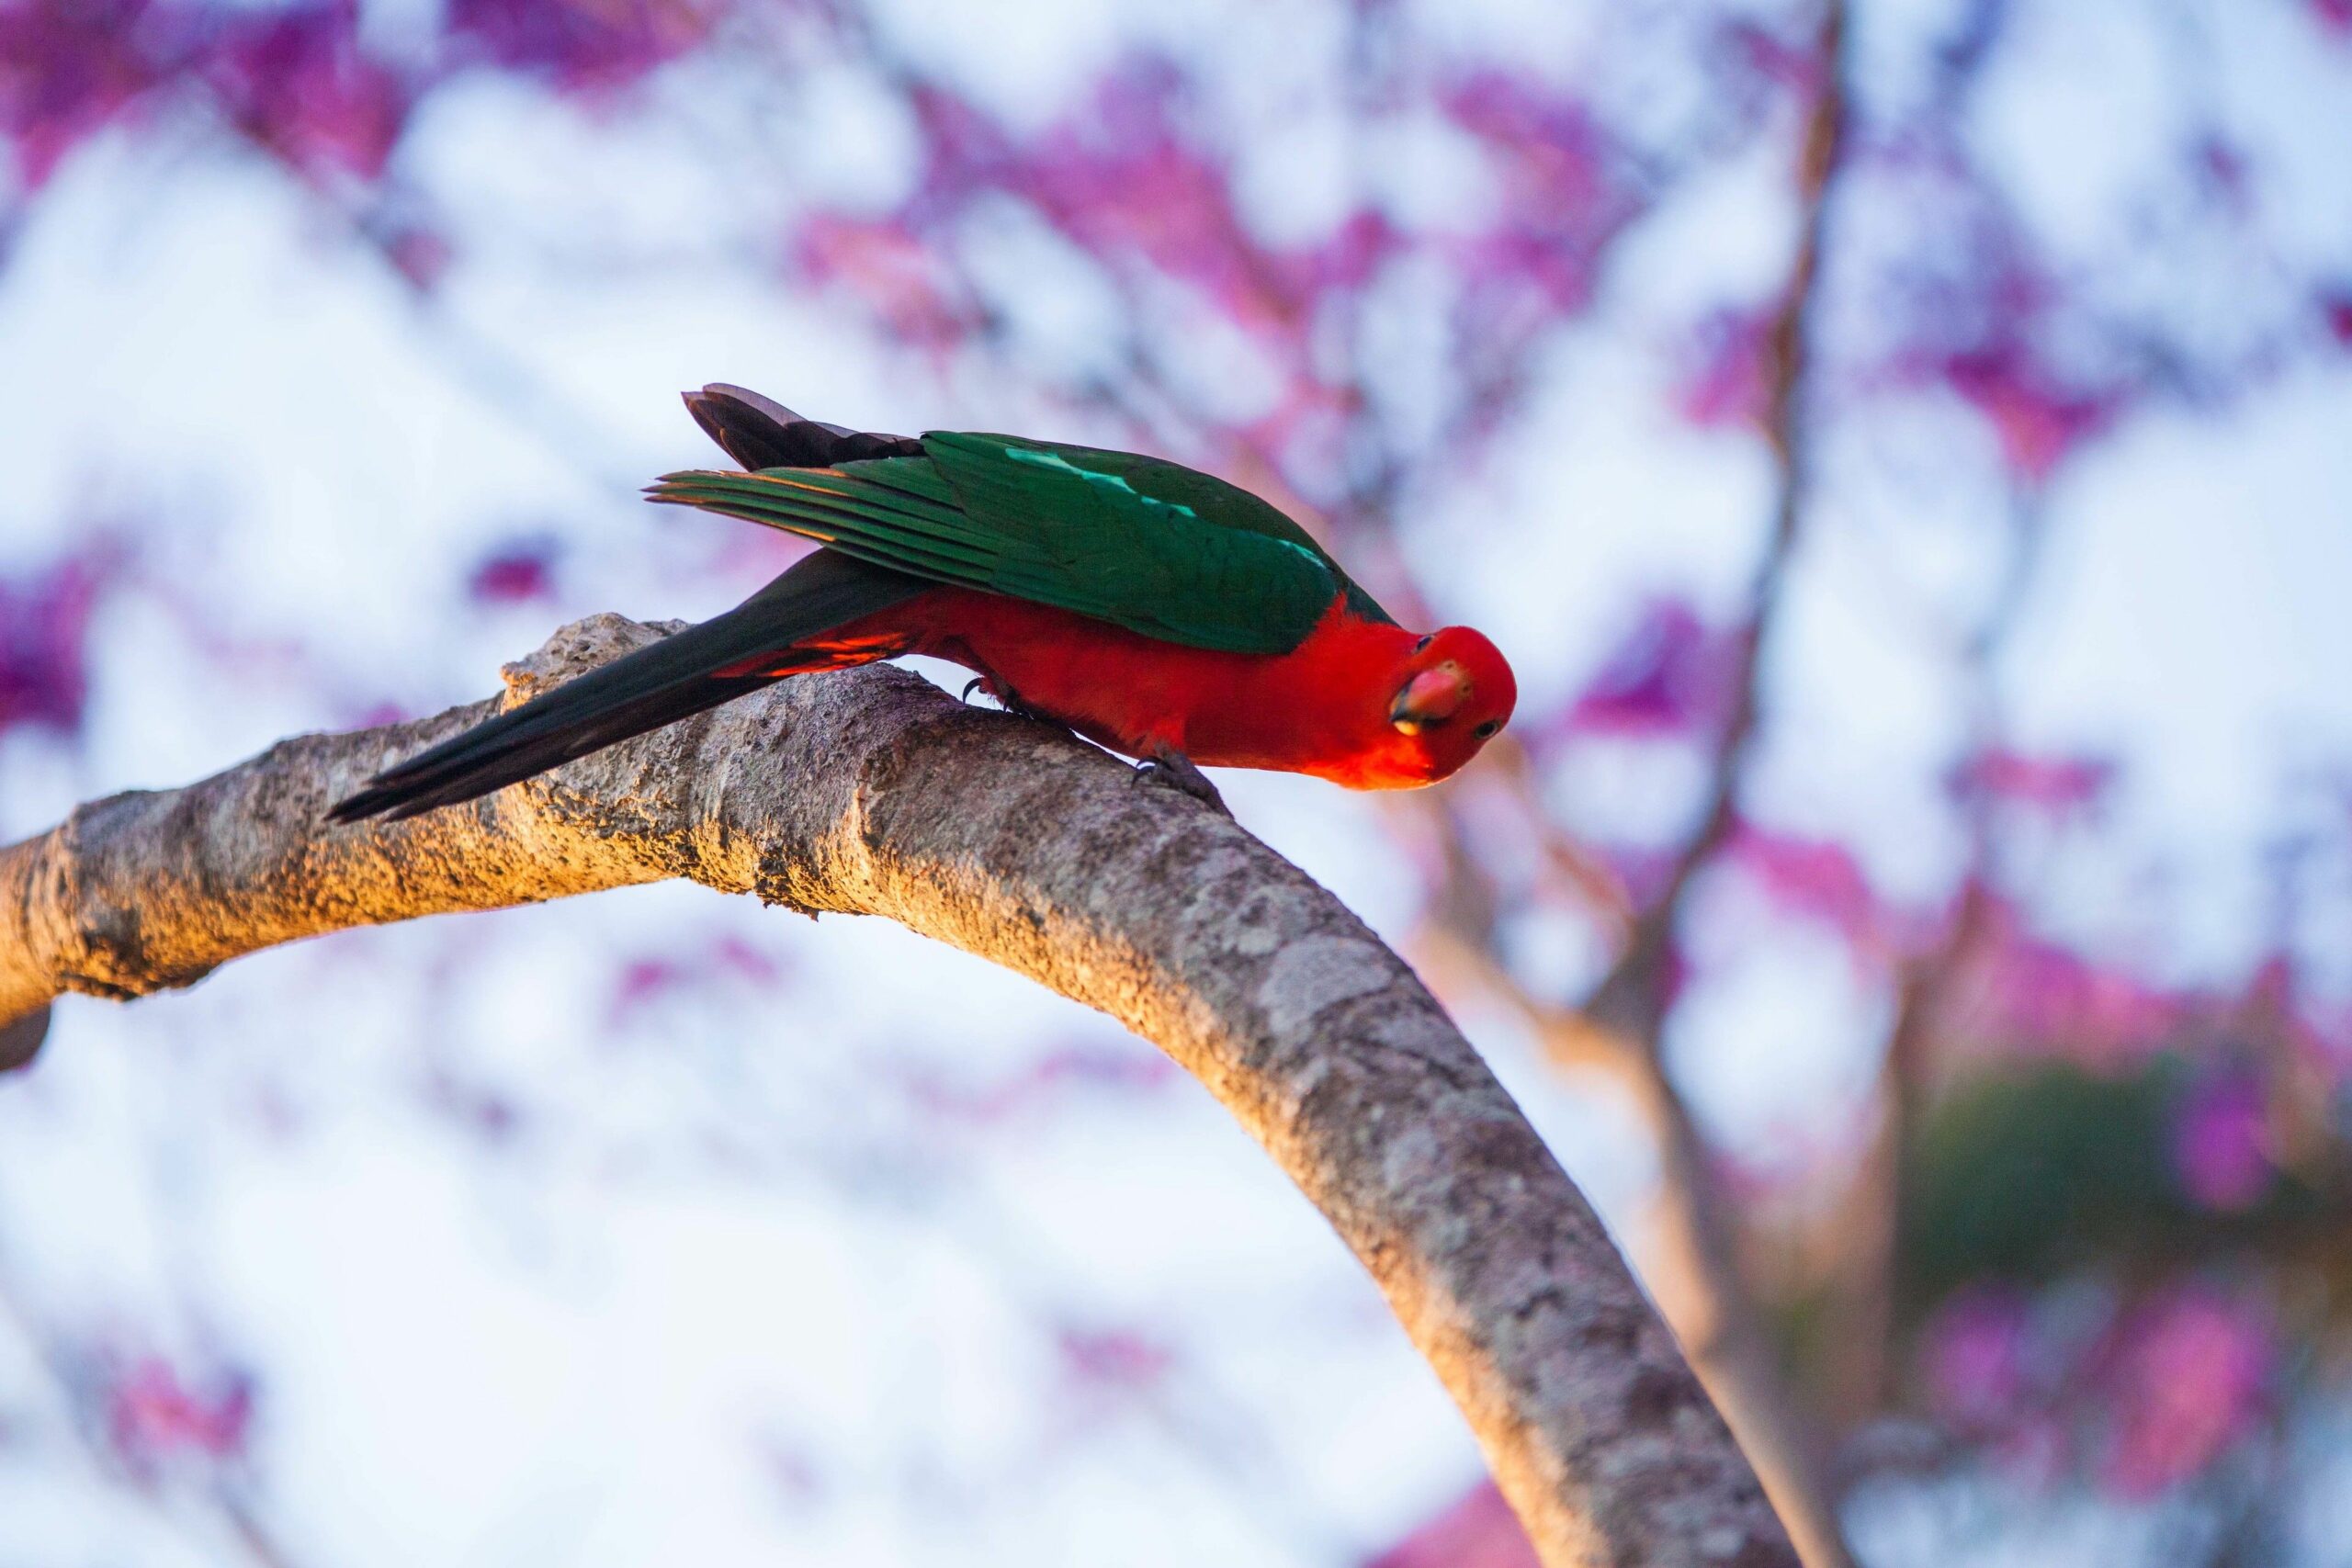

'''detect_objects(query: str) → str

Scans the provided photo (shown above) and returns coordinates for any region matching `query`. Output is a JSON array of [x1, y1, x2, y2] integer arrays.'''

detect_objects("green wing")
[[927, 433, 1398, 631], [649, 431, 1386, 655]]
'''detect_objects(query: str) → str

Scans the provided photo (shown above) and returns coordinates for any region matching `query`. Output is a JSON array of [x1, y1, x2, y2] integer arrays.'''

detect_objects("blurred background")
[[2, 0, 2349, 1562]]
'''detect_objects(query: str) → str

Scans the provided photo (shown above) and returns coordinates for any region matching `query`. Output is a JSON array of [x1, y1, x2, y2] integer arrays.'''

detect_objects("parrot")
[[328, 385, 1515, 823]]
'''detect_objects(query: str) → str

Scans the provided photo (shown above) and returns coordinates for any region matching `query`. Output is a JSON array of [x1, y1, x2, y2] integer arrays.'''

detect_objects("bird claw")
[[963, 676, 1046, 723], [1134, 749, 1230, 817]]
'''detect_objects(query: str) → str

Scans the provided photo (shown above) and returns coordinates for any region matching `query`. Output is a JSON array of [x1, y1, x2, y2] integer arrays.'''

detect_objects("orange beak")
[[1390, 663, 1468, 735]]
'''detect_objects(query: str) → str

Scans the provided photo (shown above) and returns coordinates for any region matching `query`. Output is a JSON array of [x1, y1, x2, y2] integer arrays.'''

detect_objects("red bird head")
[[1359, 626, 1517, 788]]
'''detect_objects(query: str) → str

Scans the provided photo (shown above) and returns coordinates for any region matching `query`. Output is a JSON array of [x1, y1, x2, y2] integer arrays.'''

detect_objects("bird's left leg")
[[1134, 743, 1230, 817]]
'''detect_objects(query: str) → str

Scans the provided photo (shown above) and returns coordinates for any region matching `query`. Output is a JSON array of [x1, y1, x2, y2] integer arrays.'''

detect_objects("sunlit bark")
[[0, 612, 1794, 1568]]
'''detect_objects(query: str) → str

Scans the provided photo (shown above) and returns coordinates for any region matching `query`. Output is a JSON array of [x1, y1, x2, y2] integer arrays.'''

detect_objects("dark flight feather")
[[330, 536, 925, 823], [682, 384, 923, 471]]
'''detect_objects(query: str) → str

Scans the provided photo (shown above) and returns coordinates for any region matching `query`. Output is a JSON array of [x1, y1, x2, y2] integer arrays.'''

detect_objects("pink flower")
[[0, 551, 107, 738], [901, 1041, 1173, 1126], [444, 0, 718, 93], [2098, 1286, 2270, 1497], [1941, 344, 2120, 484], [381, 222, 454, 291], [2312, 0, 2352, 36], [1442, 73, 1637, 320], [1289, 209, 1395, 296], [611, 956, 687, 1017], [105, 1356, 254, 1472], [906, 82, 1010, 208], [208, 1, 412, 181], [1368, 1480, 1537, 1568], [1558, 599, 1733, 739], [1028, 1043, 1174, 1097], [1961, 902, 2179, 1064], [1728, 822, 1883, 946], [2170, 1069, 2273, 1211], [1453, 226, 1600, 314], [1053, 1335, 1170, 1401], [1920, 1287, 2032, 1430], [1678, 307, 1776, 430], [1716, 17, 1825, 96], [1443, 72, 1611, 214], [794, 213, 978, 351], [1017, 60, 1297, 336], [2322, 289, 2352, 348], [468, 542, 558, 604], [0, 0, 168, 186], [1954, 748, 2114, 815]]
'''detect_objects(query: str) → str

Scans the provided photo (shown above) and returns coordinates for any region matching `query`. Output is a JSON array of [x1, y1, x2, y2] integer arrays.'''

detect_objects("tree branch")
[[0, 613, 1794, 1568]]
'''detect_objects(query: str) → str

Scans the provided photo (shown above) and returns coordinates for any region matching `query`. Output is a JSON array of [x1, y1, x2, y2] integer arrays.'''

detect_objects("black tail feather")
[[331, 550, 927, 824], [682, 384, 924, 471]]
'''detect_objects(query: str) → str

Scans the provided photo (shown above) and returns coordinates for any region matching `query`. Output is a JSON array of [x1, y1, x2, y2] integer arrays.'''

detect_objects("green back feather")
[[648, 431, 1395, 656]]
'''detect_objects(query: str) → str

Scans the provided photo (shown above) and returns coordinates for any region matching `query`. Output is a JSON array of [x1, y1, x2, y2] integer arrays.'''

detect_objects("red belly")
[[910, 589, 1299, 763], [797, 585, 1416, 785], [822, 588, 1346, 765]]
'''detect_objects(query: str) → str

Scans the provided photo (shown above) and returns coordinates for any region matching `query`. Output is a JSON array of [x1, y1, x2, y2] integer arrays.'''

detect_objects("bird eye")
[[1414, 635, 1433, 653], [1475, 720, 1500, 739]]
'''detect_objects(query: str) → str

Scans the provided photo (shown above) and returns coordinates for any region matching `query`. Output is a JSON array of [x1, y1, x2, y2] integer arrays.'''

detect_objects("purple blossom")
[[1443, 71, 1613, 215], [1020, 60, 1300, 338], [1939, 342, 2120, 484], [102, 1354, 254, 1473], [905, 80, 1011, 209], [611, 955, 687, 1017], [1954, 747, 2115, 816], [382, 222, 454, 291], [606, 938, 785, 1024], [1367, 1480, 1537, 1568], [794, 213, 979, 351], [1961, 900, 2181, 1065], [0, 551, 106, 738], [2323, 288, 2352, 348], [1677, 306, 1776, 430], [900, 1041, 1174, 1127], [468, 541, 559, 604], [1557, 599, 1733, 740], [1442, 72, 1634, 318], [443, 0, 719, 93], [0, 0, 167, 186], [1728, 822, 1883, 946], [1056, 1325, 1174, 1396], [1714, 16, 1825, 97], [1284, 208, 1395, 298], [208, 1, 412, 181], [1919, 1286, 2033, 1430], [2171, 1068, 2274, 1212], [2098, 1285, 2271, 1497], [2193, 135, 2253, 214]]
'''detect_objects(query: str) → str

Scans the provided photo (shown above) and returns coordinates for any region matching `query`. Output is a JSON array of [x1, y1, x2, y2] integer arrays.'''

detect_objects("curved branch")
[[0, 613, 1793, 1568]]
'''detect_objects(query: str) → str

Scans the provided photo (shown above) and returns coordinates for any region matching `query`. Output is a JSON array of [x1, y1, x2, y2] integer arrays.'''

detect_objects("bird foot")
[[962, 676, 1056, 726], [1134, 747, 1230, 817]]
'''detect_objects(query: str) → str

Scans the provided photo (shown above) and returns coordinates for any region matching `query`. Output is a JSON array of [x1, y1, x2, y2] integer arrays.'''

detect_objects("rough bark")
[[0, 613, 1794, 1568]]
